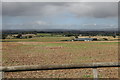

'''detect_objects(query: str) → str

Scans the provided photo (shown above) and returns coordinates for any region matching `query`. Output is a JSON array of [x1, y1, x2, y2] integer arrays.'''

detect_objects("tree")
[[28, 36, 32, 38], [75, 36, 78, 38], [16, 34, 22, 38], [2, 34, 8, 39], [113, 35, 116, 38]]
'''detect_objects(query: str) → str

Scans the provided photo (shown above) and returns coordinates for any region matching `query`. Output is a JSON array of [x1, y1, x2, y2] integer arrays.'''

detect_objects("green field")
[[2, 37, 73, 42]]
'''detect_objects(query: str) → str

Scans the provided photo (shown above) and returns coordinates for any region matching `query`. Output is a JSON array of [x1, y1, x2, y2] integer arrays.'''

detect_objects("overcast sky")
[[2, 2, 118, 30]]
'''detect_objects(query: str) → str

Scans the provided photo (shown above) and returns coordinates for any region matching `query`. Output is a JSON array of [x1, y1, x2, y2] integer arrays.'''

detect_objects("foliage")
[[2, 34, 8, 39], [16, 34, 22, 38]]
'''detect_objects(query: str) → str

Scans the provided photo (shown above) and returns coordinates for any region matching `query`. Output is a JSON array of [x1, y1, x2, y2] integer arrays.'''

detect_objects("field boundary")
[[1, 62, 120, 72], [1, 62, 120, 79]]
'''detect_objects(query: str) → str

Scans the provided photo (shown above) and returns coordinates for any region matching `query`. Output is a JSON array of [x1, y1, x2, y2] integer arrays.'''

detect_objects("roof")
[[74, 38, 97, 41]]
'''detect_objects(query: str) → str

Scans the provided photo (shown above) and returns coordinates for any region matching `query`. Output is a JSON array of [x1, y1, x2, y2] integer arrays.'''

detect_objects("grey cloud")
[[2, 2, 118, 18], [0, 2, 2, 16], [67, 2, 118, 18], [2, 2, 66, 17]]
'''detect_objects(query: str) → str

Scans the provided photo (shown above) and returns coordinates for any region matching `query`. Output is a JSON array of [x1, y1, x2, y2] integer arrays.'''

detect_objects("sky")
[[2, 2, 118, 30]]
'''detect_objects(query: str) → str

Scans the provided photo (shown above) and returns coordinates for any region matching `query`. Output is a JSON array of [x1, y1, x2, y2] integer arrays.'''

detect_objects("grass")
[[83, 75, 93, 78], [2, 37, 72, 42], [2, 37, 119, 78], [2, 41, 118, 66], [37, 33, 52, 36], [37, 33, 63, 37]]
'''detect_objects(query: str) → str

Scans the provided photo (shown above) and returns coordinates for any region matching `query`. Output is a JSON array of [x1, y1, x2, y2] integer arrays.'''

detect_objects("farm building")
[[73, 38, 97, 41]]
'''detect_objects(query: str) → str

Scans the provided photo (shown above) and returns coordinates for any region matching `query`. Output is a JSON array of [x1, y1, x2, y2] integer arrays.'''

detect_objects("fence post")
[[93, 68, 98, 80], [0, 71, 4, 80]]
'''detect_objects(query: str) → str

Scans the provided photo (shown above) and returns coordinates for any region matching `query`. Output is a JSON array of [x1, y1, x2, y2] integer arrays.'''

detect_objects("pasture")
[[2, 37, 119, 78], [2, 37, 72, 42]]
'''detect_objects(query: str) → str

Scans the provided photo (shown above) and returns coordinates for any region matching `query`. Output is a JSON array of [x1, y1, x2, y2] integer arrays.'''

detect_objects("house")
[[73, 38, 97, 41]]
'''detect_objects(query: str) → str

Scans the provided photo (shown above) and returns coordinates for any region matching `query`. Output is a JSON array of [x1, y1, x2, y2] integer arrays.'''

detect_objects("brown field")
[[2, 40, 119, 78]]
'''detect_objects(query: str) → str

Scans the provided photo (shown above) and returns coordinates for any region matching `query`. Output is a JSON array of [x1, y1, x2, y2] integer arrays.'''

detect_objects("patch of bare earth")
[[2, 42, 119, 78]]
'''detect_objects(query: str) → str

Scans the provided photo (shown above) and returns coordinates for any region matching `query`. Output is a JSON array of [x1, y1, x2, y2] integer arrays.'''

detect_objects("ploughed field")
[[2, 40, 119, 78]]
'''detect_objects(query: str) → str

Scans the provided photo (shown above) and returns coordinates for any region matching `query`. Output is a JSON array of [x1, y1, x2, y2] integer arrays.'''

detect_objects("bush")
[[28, 36, 32, 38], [103, 38, 108, 40], [2, 34, 8, 39], [16, 34, 22, 38]]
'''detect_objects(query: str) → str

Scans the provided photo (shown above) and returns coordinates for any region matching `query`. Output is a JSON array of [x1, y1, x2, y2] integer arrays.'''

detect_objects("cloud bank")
[[2, 2, 118, 30], [2, 2, 118, 18]]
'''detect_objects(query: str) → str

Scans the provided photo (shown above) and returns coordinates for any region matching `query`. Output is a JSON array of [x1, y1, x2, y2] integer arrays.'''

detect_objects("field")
[[2, 37, 119, 78], [2, 37, 72, 42]]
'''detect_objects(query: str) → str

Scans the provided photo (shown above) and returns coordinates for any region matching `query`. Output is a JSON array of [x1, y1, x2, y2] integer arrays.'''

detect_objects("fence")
[[1, 62, 120, 80]]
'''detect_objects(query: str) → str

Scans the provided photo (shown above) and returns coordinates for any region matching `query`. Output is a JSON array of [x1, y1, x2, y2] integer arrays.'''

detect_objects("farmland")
[[2, 37, 119, 78], [2, 37, 72, 42], [2, 2, 120, 79]]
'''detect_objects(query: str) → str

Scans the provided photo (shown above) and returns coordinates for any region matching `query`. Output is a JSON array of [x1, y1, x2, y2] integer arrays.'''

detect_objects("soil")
[[2, 41, 119, 78]]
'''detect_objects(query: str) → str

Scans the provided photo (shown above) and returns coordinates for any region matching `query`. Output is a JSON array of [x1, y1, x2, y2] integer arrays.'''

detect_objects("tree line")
[[2, 30, 120, 39]]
